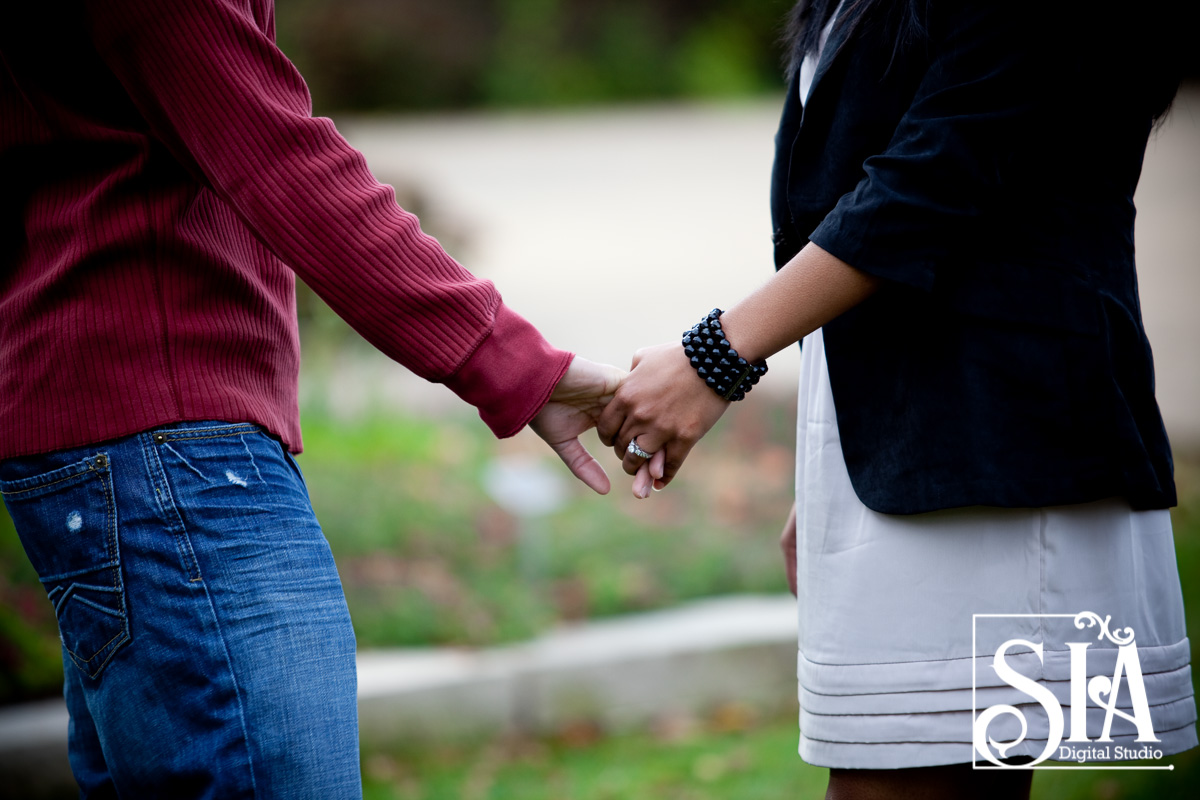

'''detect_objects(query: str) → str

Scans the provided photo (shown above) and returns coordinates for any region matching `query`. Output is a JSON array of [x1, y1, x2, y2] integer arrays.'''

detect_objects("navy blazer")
[[770, 2, 1176, 513]]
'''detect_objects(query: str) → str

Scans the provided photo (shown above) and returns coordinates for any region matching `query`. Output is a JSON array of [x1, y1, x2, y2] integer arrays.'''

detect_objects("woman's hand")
[[530, 356, 626, 495], [596, 342, 730, 497], [780, 502, 798, 596], [597, 242, 879, 498]]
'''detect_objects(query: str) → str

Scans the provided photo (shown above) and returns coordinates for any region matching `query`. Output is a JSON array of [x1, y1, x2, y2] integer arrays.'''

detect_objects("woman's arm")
[[720, 242, 880, 363], [597, 242, 879, 495], [599, 0, 1054, 496]]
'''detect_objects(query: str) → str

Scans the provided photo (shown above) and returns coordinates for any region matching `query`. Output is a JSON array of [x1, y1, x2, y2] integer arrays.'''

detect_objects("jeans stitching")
[[70, 594, 125, 617], [36, 561, 120, 583], [156, 426, 261, 444], [101, 454, 118, 570], [162, 432, 257, 442], [67, 607, 129, 678], [0, 460, 101, 496], [79, 459, 129, 679], [155, 422, 258, 434], [141, 433, 203, 583]]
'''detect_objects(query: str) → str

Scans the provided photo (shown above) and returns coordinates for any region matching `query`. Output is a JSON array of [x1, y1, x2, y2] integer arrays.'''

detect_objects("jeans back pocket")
[[0, 453, 129, 679]]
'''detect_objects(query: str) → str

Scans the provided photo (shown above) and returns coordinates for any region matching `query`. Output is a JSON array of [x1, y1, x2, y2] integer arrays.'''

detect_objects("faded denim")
[[1, 421, 361, 799]]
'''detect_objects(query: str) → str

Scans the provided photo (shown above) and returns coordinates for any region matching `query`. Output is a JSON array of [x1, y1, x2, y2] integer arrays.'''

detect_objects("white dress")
[[793, 328, 1197, 768], [791, 7, 1195, 768]]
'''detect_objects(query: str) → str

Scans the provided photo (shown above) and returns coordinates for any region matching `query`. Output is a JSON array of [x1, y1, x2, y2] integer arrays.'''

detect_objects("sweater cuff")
[[443, 304, 574, 439]]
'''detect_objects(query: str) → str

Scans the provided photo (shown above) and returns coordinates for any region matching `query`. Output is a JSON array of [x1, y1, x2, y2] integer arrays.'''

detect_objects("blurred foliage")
[[297, 393, 797, 649], [279, 0, 1200, 113], [275, 0, 794, 112], [0, 504, 64, 705]]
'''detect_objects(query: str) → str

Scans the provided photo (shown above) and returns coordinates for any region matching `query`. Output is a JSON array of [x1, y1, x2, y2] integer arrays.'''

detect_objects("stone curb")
[[0, 595, 798, 795]]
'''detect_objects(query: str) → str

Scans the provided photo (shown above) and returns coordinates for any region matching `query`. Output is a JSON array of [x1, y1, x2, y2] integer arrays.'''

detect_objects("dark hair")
[[782, 0, 930, 80], [781, 0, 1186, 121]]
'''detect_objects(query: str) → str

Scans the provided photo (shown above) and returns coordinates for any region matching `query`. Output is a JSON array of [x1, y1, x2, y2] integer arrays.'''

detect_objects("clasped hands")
[[530, 342, 730, 499], [532, 347, 797, 596]]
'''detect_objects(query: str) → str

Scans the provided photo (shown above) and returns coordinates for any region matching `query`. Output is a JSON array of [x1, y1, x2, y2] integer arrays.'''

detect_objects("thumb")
[[557, 356, 625, 402]]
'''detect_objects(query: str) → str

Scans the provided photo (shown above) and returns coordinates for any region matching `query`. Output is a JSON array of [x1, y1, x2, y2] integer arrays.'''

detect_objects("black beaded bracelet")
[[681, 308, 768, 402]]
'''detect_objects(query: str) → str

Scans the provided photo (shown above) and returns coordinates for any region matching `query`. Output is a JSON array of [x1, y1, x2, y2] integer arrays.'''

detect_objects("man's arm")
[[84, 0, 570, 438]]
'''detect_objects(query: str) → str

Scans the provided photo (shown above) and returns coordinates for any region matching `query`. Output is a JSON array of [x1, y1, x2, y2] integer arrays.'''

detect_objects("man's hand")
[[530, 356, 626, 494]]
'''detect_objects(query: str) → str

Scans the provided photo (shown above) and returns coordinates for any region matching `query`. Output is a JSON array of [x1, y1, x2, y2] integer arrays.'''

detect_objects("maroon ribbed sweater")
[[0, 1, 572, 459]]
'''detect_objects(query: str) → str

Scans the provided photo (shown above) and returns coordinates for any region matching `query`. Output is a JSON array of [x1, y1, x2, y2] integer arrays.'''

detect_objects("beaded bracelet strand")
[[681, 308, 768, 401]]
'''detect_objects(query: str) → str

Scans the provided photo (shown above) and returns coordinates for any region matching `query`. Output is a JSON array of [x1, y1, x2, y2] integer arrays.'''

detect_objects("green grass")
[[359, 712, 1200, 800], [361, 712, 826, 800]]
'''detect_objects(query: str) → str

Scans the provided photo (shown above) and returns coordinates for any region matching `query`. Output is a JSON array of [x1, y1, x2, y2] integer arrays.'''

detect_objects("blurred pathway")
[[337, 88, 1200, 446]]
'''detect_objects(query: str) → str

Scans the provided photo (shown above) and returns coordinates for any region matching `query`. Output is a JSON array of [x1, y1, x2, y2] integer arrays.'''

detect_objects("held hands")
[[554, 348, 795, 596], [533, 340, 735, 499], [579, 243, 878, 498], [596, 342, 731, 498]]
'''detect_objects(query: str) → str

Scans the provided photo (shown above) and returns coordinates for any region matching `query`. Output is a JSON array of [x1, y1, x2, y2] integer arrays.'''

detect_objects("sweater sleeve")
[[82, 0, 572, 437], [807, 2, 1033, 292]]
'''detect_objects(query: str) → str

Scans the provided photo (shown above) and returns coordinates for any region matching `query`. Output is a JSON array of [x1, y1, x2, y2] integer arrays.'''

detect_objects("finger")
[[551, 437, 611, 495], [596, 395, 626, 448], [649, 449, 666, 481], [632, 461, 653, 499], [613, 415, 645, 470], [785, 546, 797, 596], [659, 440, 695, 486], [621, 434, 664, 477], [781, 505, 798, 596], [610, 417, 633, 463]]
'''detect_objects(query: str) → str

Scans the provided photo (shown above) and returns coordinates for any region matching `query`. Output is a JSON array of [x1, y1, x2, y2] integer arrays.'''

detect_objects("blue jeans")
[[0, 421, 361, 799]]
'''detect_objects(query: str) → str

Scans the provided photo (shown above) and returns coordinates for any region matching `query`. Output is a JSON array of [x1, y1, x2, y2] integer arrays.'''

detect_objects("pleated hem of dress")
[[800, 723, 1200, 770], [796, 643, 1198, 768]]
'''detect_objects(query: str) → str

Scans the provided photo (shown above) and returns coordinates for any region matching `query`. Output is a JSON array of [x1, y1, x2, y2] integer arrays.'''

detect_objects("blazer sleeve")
[[808, 1, 1034, 292], [81, 0, 572, 438]]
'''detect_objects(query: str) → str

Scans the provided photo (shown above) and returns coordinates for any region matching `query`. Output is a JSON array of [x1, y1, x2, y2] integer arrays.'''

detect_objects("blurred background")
[[3, 1, 1199, 797]]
